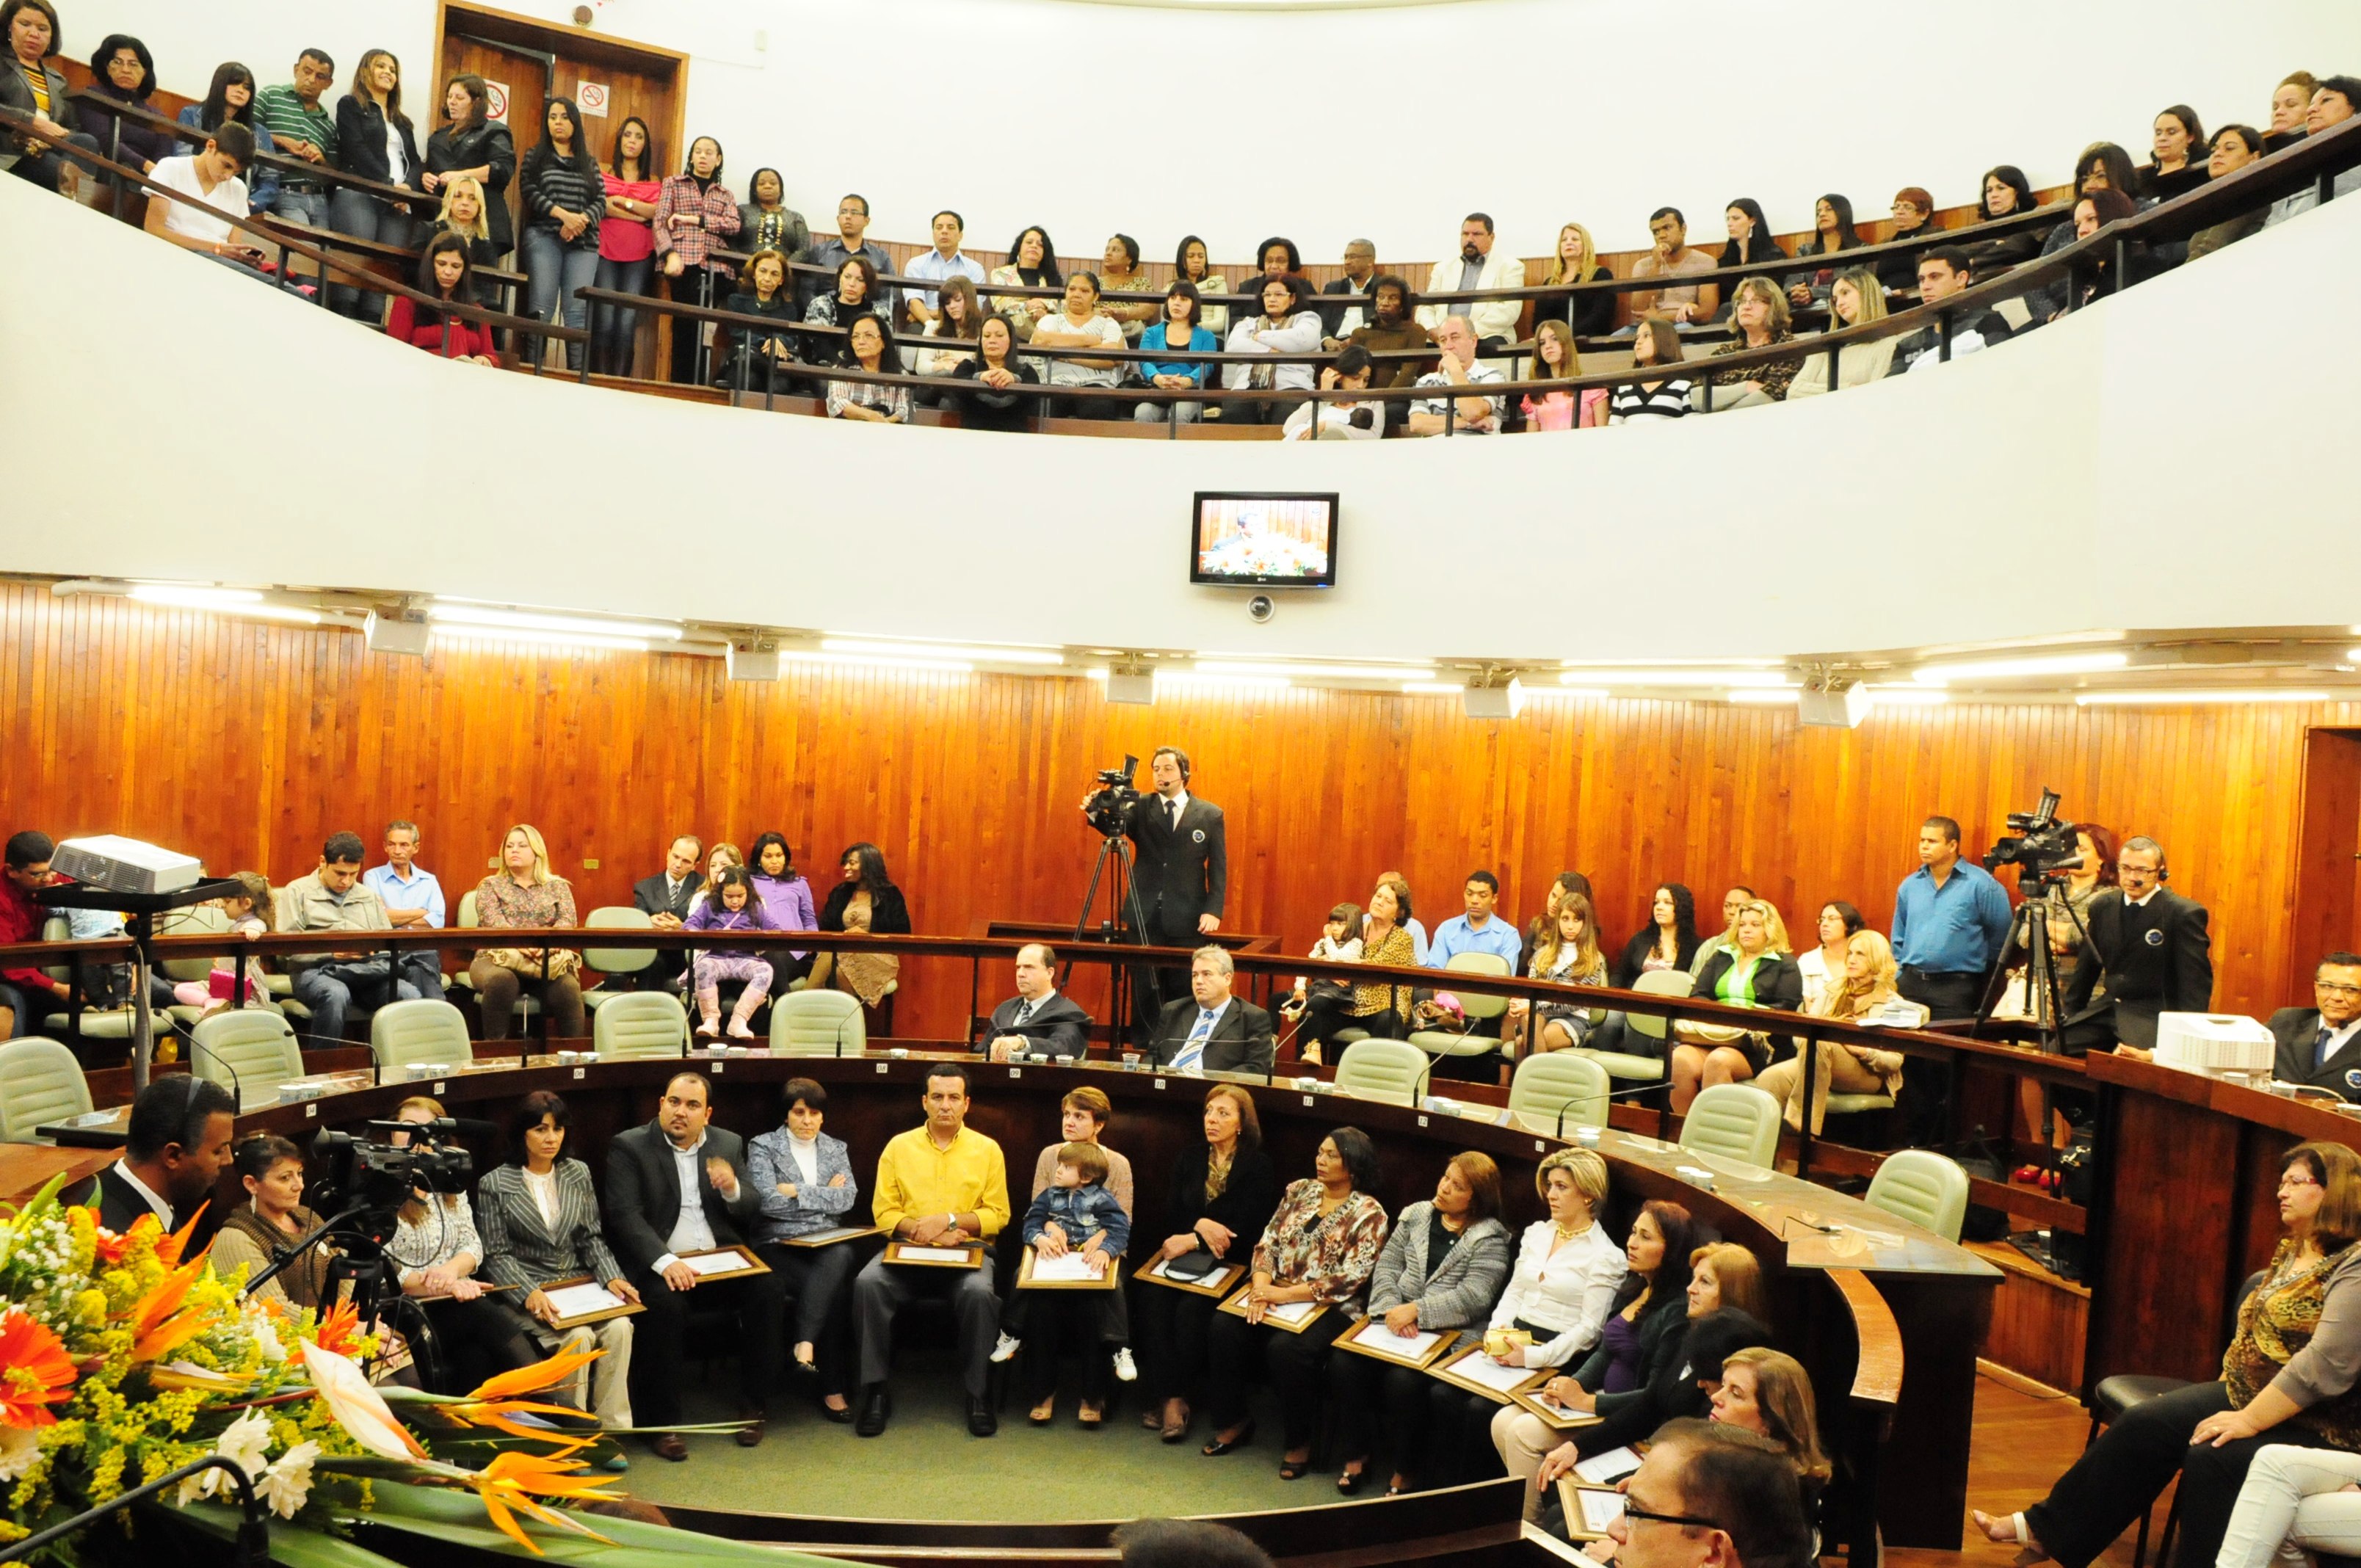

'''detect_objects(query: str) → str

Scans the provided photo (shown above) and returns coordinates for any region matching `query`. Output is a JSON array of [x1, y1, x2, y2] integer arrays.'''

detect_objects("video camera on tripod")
[[1081, 755, 1142, 838], [310, 1117, 475, 1226], [1981, 787, 2085, 887]]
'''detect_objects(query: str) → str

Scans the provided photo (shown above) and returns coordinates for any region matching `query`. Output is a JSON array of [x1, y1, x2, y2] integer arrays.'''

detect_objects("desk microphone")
[[181, 1024, 244, 1110], [1551, 1080, 1669, 1139]]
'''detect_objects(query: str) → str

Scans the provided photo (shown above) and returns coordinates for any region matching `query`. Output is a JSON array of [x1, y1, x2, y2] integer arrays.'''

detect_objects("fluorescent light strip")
[[2073, 689, 2332, 706], [1401, 683, 1465, 696], [1528, 686, 1611, 700], [2347, 647, 2361, 665], [1560, 669, 1795, 689], [431, 626, 650, 654], [822, 638, 1065, 667], [1156, 672, 1292, 692], [128, 586, 323, 625], [429, 603, 683, 642], [1194, 660, 1437, 682], [1557, 657, 1785, 669], [1861, 687, 1949, 707], [1912, 652, 2128, 685], [1730, 689, 1801, 704], [782, 650, 973, 675]]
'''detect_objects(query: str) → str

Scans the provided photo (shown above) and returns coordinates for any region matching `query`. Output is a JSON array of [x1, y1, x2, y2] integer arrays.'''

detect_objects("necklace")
[[1552, 1219, 1589, 1244]]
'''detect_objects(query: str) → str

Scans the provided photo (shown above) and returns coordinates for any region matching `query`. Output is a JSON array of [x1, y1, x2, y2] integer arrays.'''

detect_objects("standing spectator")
[[468, 823, 587, 1042], [1176, 233, 1231, 335], [0, 831, 67, 1039], [250, 47, 335, 228], [328, 48, 424, 322], [808, 843, 908, 1010], [1415, 212, 1525, 357], [1347, 275, 1433, 394], [518, 96, 601, 371], [736, 166, 808, 266], [387, 233, 499, 363], [80, 34, 170, 178], [1626, 207, 1719, 328], [1606, 318, 1696, 422], [1697, 277, 1802, 410], [1893, 815, 2013, 1144], [1032, 272, 1125, 421], [1404, 314, 1504, 435], [987, 223, 1059, 342], [798, 192, 893, 314], [653, 134, 740, 385], [1785, 194, 1861, 308], [2061, 835, 2213, 1052], [591, 117, 660, 378], [1789, 268, 1894, 396], [904, 208, 986, 327], [1964, 168, 2042, 272], [1133, 282, 1216, 425], [952, 315, 1041, 433], [421, 73, 513, 262], [1528, 222, 1614, 338], [179, 63, 278, 217], [0, 0, 98, 198], [826, 316, 910, 424], [1874, 184, 1940, 291], [283, 831, 418, 1044], [363, 820, 448, 1001]]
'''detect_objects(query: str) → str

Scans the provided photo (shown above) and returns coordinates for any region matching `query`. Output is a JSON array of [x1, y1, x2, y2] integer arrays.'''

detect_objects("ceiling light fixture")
[[1156, 672, 1292, 692], [1910, 652, 2129, 685], [428, 603, 684, 641], [127, 585, 324, 625], [2073, 689, 2332, 706], [822, 637, 1065, 667]]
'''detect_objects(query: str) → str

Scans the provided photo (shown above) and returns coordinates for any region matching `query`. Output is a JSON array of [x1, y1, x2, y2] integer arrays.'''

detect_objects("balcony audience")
[[468, 823, 587, 1042], [1095, 231, 1158, 345], [653, 134, 739, 384], [904, 208, 987, 327], [1887, 248, 2012, 374], [1606, 318, 1695, 421], [1406, 315, 1504, 435], [1518, 320, 1602, 431], [1346, 276, 1432, 393], [283, 830, 419, 1043], [799, 192, 895, 314], [388, 232, 499, 363], [421, 73, 513, 261], [1874, 184, 1939, 291], [1417, 212, 1526, 357], [912, 274, 983, 399], [1785, 194, 1860, 308], [827, 316, 910, 423], [1529, 222, 1615, 338], [178, 62, 278, 216], [1626, 207, 1719, 328], [1029, 270, 1125, 420], [1178, 234, 1232, 335], [250, 48, 334, 228], [518, 95, 601, 369], [987, 224, 1060, 341], [720, 245, 798, 392], [142, 123, 267, 273], [1314, 237, 1375, 343], [802, 255, 891, 356], [1697, 277, 1803, 409], [591, 117, 660, 377], [1283, 346, 1386, 440], [1134, 282, 1217, 424], [953, 315, 1041, 432], [2265, 78, 2361, 227], [1, 0, 100, 198], [327, 49, 424, 322], [2267, 71, 2321, 152], [427, 175, 501, 308], [1963, 166, 2042, 272], [736, 166, 808, 271], [2187, 126, 2270, 262], [79, 32, 166, 176], [2137, 104, 2209, 201], [1222, 273, 1323, 427], [1788, 268, 1893, 395]]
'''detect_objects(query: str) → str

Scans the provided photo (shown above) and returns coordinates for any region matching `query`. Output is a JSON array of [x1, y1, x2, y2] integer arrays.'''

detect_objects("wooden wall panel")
[[1, 583, 2352, 1041]]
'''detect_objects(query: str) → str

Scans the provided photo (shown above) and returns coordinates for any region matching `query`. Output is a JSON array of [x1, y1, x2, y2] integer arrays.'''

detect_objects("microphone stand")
[[0, 1456, 268, 1565]]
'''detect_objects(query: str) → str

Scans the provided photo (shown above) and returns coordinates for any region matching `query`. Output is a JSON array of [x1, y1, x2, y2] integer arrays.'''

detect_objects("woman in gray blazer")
[[1325, 1151, 1512, 1496], [747, 1076, 861, 1420]]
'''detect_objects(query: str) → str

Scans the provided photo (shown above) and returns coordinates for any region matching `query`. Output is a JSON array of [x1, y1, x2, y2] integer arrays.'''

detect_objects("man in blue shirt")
[[1426, 871, 1525, 970], [363, 820, 446, 1003], [1890, 814, 2012, 1144]]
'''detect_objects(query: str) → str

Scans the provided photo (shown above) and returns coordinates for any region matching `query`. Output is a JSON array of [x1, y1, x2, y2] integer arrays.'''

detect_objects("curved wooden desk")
[[205, 1051, 1991, 1551]]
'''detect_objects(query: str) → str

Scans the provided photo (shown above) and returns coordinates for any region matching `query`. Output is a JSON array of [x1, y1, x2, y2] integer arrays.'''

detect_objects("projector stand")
[[40, 879, 246, 1092]]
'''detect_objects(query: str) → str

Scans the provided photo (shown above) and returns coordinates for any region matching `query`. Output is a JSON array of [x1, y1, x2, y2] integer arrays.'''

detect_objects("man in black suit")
[[2061, 835, 2215, 1052], [629, 835, 705, 989], [1148, 946, 1274, 1077], [982, 943, 1092, 1061], [1118, 746, 1227, 1040], [1319, 238, 1379, 344], [71, 1075, 236, 1238], [603, 1070, 783, 1457], [2270, 952, 2361, 1098]]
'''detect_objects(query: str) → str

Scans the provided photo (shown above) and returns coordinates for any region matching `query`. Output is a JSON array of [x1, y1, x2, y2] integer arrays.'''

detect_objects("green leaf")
[[168, 1500, 414, 1568], [353, 1484, 873, 1568]]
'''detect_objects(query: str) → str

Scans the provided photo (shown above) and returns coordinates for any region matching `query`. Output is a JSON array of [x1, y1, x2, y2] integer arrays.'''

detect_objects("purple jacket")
[[749, 872, 818, 960], [684, 897, 769, 961]]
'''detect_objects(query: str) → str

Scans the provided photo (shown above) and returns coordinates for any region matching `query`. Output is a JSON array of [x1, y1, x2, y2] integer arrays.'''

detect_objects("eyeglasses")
[[2281, 1174, 2322, 1191], [1621, 1503, 1725, 1532], [2317, 981, 2361, 998]]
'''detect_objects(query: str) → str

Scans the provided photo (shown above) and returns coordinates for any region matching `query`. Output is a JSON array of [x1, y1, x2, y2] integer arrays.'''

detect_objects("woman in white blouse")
[[1222, 273, 1324, 427], [1793, 901, 1864, 1015], [1028, 271, 1125, 419], [386, 1096, 540, 1388]]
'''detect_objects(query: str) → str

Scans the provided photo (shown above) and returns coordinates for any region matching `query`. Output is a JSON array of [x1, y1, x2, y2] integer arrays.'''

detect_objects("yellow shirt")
[[872, 1124, 1010, 1239]]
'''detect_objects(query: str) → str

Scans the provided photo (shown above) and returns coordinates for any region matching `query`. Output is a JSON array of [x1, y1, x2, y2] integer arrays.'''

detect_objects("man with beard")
[[1416, 212, 1525, 360]]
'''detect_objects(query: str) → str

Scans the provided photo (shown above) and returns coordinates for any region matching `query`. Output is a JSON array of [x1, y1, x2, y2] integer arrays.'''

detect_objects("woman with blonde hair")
[[468, 823, 584, 1040], [1788, 266, 1894, 397], [1755, 929, 1910, 1132], [1698, 275, 1803, 410], [1518, 320, 1604, 432], [1672, 899, 1802, 1111], [429, 173, 498, 292], [1504, 893, 1609, 1056], [1713, 1346, 1832, 1505], [1530, 221, 1614, 337]]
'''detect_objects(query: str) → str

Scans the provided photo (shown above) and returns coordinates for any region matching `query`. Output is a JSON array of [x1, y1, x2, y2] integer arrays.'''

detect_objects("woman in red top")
[[388, 233, 498, 364], [592, 115, 660, 377]]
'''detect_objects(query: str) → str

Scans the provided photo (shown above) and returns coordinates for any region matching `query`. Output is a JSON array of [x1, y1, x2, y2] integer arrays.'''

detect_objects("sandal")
[[1279, 1451, 1313, 1481], [1078, 1401, 1103, 1428], [1029, 1397, 1056, 1426]]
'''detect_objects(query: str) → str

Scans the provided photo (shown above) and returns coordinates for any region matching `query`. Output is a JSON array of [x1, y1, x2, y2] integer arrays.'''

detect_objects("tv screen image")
[[1190, 492, 1339, 588]]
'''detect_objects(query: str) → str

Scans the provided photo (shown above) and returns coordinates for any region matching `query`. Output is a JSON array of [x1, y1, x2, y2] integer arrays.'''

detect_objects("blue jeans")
[[327, 187, 417, 320], [0, 982, 31, 1039], [291, 962, 418, 1044], [521, 228, 598, 370], [591, 254, 653, 375], [271, 186, 332, 228]]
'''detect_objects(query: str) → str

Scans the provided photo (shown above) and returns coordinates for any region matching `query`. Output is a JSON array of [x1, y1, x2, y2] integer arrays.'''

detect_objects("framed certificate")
[[1554, 1481, 1628, 1542], [783, 1225, 883, 1249], [537, 1277, 648, 1330], [1018, 1246, 1122, 1291], [1214, 1285, 1327, 1335], [674, 1244, 770, 1281], [1132, 1255, 1247, 1298], [1333, 1315, 1453, 1370], [1512, 1381, 1603, 1431], [1426, 1341, 1545, 1404], [882, 1241, 985, 1268]]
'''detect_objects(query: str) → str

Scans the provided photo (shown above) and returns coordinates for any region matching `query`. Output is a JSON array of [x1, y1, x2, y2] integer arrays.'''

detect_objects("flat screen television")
[[1189, 491, 1340, 589]]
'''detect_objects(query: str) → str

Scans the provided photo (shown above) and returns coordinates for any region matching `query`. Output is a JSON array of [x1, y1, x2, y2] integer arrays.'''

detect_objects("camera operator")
[[2061, 835, 2214, 1053], [1085, 747, 1227, 1043]]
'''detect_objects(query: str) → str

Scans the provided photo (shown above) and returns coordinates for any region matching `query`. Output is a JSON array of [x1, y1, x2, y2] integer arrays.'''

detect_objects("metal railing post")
[[1937, 308, 1955, 363]]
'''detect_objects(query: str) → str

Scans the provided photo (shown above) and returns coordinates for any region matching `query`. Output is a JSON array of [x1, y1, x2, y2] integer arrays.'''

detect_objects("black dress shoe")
[[648, 1433, 688, 1462], [855, 1386, 891, 1438], [967, 1395, 997, 1437], [736, 1409, 766, 1448]]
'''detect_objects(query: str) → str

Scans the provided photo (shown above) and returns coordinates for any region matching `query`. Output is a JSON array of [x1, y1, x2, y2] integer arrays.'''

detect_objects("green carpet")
[[616, 1341, 1331, 1522]]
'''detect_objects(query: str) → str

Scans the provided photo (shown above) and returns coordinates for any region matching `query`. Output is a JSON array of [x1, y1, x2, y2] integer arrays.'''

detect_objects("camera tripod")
[[1973, 874, 2111, 1157], [242, 1202, 447, 1387], [1070, 825, 1164, 1043]]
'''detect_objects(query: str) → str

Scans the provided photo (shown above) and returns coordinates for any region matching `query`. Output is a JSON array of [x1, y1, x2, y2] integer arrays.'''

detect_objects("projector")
[[2154, 1012, 2275, 1075], [51, 835, 203, 896]]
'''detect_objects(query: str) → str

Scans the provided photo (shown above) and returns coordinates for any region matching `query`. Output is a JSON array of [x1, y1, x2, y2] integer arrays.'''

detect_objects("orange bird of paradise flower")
[[436, 1347, 606, 1440], [311, 1299, 363, 1357], [0, 1307, 78, 1428], [126, 1258, 212, 1363], [463, 1445, 621, 1555]]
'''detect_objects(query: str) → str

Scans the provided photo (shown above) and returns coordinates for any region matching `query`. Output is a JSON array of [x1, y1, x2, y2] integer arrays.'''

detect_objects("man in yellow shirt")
[[854, 1064, 1011, 1437]]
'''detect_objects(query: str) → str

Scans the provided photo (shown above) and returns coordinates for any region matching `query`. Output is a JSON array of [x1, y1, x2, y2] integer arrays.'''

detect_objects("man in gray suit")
[[1147, 946, 1274, 1077], [2271, 953, 2361, 1100]]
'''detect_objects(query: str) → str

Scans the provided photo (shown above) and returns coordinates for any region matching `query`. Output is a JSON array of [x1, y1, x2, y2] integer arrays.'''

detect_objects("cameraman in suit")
[[1108, 747, 1227, 1042], [1148, 946, 1275, 1076], [2061, 835, 2215, 1052], [2270, 952, 2361, 1099], [982, 943, 1092, 1061], [629, 835, 705, 990]]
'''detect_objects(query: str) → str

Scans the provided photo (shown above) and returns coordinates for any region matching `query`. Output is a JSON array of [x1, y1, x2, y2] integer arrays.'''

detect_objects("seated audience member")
[[797, 193, 893, 313], [953, 315, 1041, 433], [1503, 894, 1610, 1057], [653, 134, 741, 383], [1617, 883, 1704, 986], [736, 166, 808, 272], [1426, 1150, 1619, 1495], [429, 176, 502, 308], [2025, 144, 2142, 317], [1712, 1348, 1832, 1517], [1222, 273, 1324, 427], [1015, 1139, 1132, 1426], [422, 72, 514, 262], [1297, 877, 1417, 1049], [604, 1070, 782, 1456], [1756, 930, 1908, 1133], [855, 1066, 1011, 1437], [71, 1074, 236, 1235], [826, 316, 910, 423], [984, 942, 1092, 1061], [1520, 872, 1595, 968], [1253, 236, 1305, 283], [1316, 237, 1378, 343], [1874, 185, 1940, 291], [1788, 268, 1894, 396], [1026, 1086, 1136, 1214], [1134, 282, 1217, 424], [469, 823, 587, 1042], [2216, 1443, 2361, 1568], [1691, 886, 1755, 978], [2137, 104, 2210, 200], [517, 96, 601, 367], [2061, 835, 2213, 1052], [476, 1090, 639, 1429], [1347, 275, 1433, 394], [1794, 901, 1864, 1010], [1031, 271, 1125, 420], [2271, 954, 2361, 1100], [1672, 899, 1802, 1112], [385, 1097, 539, 1390], [630, 835, 701, 990], [748, 1078, 860, 1420], [1283, 346, 1387, 440], [1137, 1085, 1280, 1441], [1176, 235, 1230, 335], [1628, 207, 1720, 328], [1330, 1152, 1512, 1495], [1567, 1418, 1816, 1568], [720, 246, 799, 391], [689, 842, 742, 914], [1785, 194, 1860, 308], [1964, 166, 2043, 272], [179, 64, 279, 217], [683, 866, 773, 1040], [170, 870, 271, 1014], [250, 48, 335, 229], [1417, 212, 1526, 357], [809, 842, 908, 1007], [2050, 189, 2152, 319], [590, 117, 660, 377], [1529, 222, 1615, 338], [0, 831, 68, 1039], [363, 821, 446, 999], [1280, 903, 1363, 1064], [1716, 198, 1788, 317], [285, 830, 419, 1043], [1406, 315, 1506, 435], [0, 0, 100, 197], [912, 274, 982, 399], [1428, 871, 1524, 969], [801, 254, 891, 359], [904, 208, 987, 327], [1095, 232, 1158, 344], [2266, 70, 2321, 152], [1201, 1128, 1390, 1478], [745, 832, 816, 982], [143, 126, 272, 274], [81, 33, 169, 177], [1606, 319, 1697, 422], [211, 1135, 345, 1311], [1887, 247, 2013, 373], [1519, 320, 1603, 432], [330, 50, 427, 324], [1697, 277, 1803, 409], [1974, 1140, 2361, 1568], [988, 224, 1060, 341], [1488, 1200, 1694, 1509], [1149, 945, 1275, 1075], [2187, 126, 2270, 262], [2265, 78, 2361, 226], [388, 233, 501, 363]]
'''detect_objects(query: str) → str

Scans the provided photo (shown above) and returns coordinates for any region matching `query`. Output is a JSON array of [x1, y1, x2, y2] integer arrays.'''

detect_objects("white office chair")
[[770, 990, 867, 1056], [0, 1038, 93, 1144], [1678, 1083, 1782, 1168], [1333, 1039, 1432, 1108], [592, 991, 688, 1059], [189, 1009, 306, 1106], [1507, 1051, 1610, 1133], [370, 999, 472, 1075]]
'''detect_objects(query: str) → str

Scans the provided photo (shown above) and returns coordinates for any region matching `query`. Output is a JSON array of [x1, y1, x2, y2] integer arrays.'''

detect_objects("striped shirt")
[[1608, 378, 1694, 421], [251, 85, 335, 183], [520, 148, 603, 246]]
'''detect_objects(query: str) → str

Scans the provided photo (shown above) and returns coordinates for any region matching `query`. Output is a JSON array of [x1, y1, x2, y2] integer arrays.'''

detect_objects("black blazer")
[[1692, 949, 1805, 1012], [819, 881, 911, 935], [1318, 275, 1375, 336], [1158, 1143, 1279, 1263], [2272, 1009, 2361, 1099], [632, 870, 703, 923], [953, 357, 1042, 433], [1123, 794, 1227, 943], [1148, 995, 1275, 1077], [425, 120, 516, 248], [2062, 888, 2214, 1051], [1614, 927, 1701, 989], [983, 991, 1093, 1060], [1576, 1307, 1771, 1456], [602, 1119, 759, 1274], [1528, 265, 1617, 338], [73, 1162, 166, 1235], [0, 62, 74, 143], [334, 95, 424, 190]]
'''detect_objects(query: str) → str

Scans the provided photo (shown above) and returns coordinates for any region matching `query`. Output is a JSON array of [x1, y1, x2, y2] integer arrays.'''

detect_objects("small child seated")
[[683, 867, 775, 1040], [1281, 901, 1364, 1065], [172, 871, 272, 1017], [1012, 1141, 1132, 1426]]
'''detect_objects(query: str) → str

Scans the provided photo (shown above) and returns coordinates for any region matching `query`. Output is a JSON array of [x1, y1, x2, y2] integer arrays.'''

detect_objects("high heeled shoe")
[[1336, 1464, 1367, 1495], [1201, 1420, 1255, 1457]]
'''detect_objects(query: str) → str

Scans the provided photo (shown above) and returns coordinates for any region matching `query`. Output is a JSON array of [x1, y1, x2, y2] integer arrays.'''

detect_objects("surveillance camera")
[[1247, 595, 1274, 624]]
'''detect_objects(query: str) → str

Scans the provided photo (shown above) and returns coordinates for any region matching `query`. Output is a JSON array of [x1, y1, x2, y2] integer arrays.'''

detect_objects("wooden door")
[[2289, 727, 2361, 995]]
